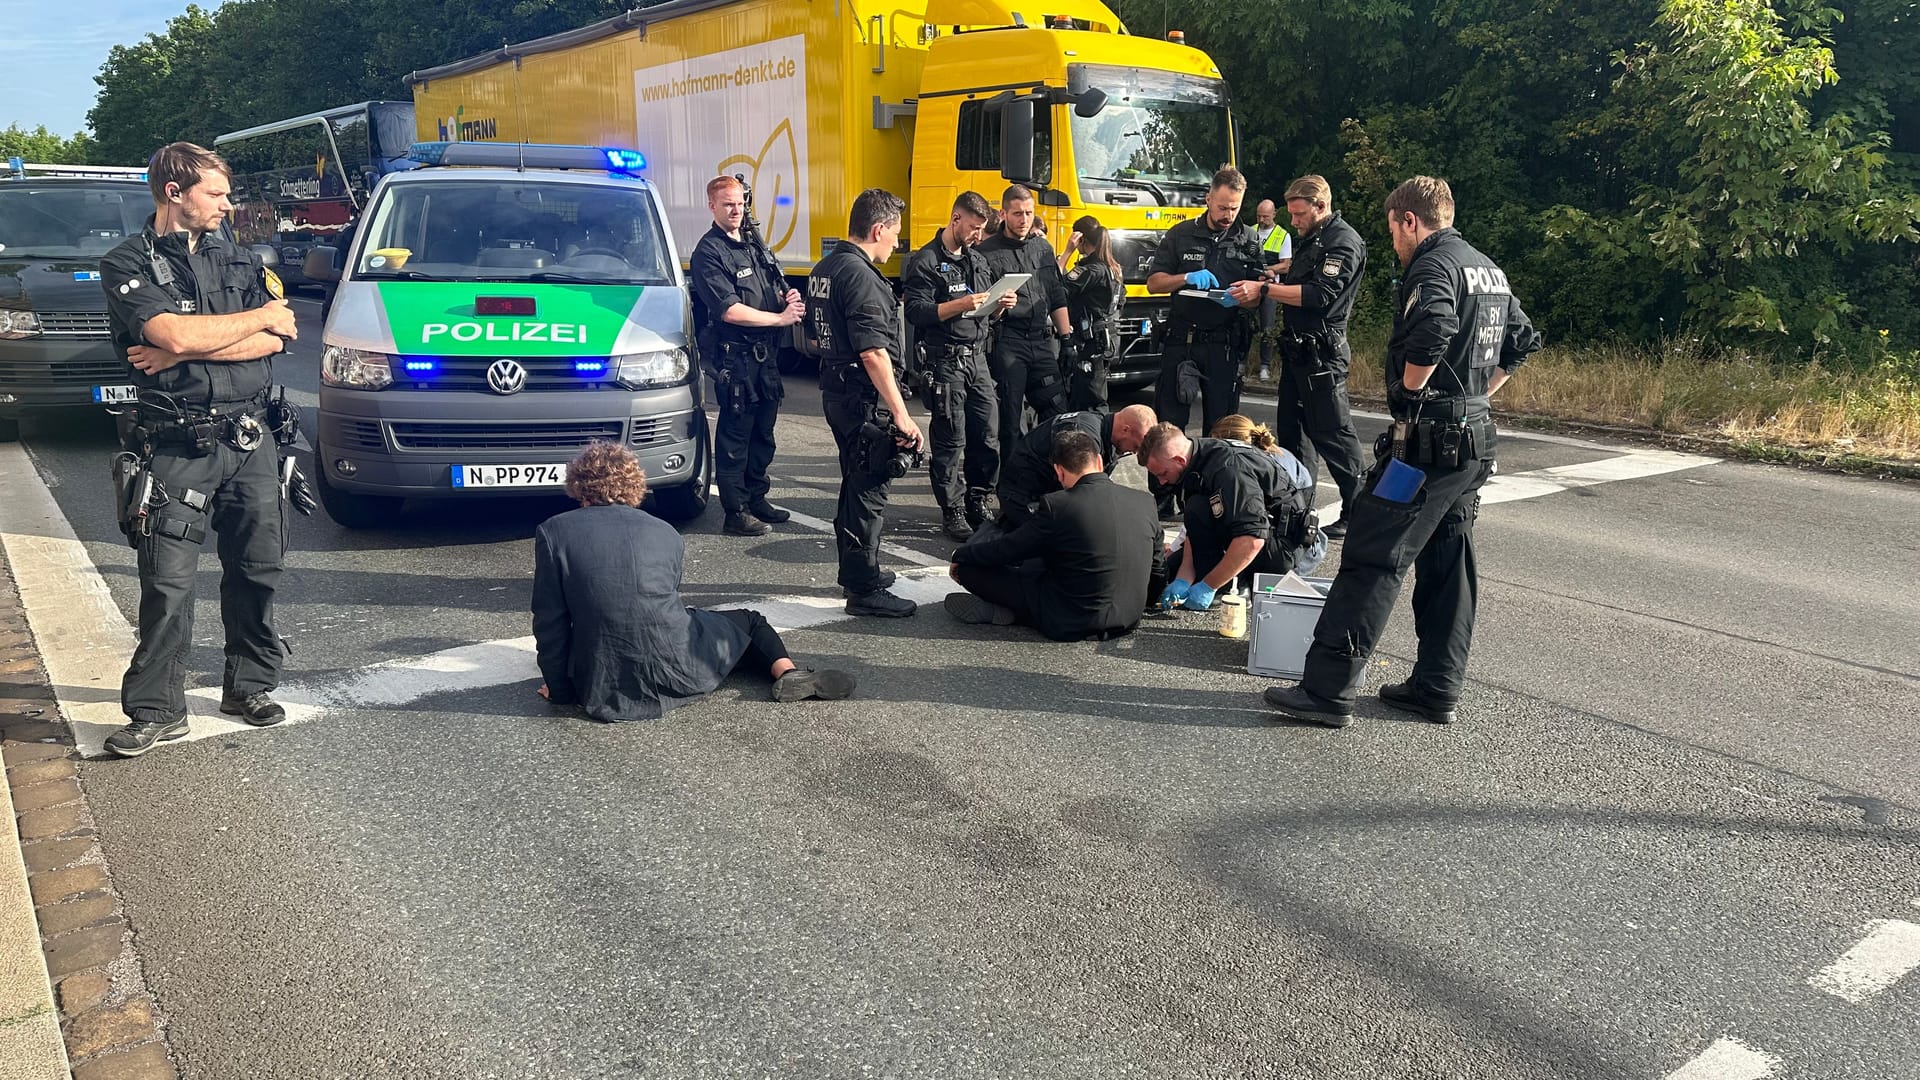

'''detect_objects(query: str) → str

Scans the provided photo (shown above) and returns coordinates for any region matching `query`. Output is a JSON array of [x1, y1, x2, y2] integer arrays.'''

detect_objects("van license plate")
[[452, 463, 567, 489], [92, 385, 137, 404]]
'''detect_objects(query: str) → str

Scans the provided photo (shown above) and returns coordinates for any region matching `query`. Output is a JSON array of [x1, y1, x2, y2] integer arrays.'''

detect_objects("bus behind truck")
[[404, 0, 1236, 389]]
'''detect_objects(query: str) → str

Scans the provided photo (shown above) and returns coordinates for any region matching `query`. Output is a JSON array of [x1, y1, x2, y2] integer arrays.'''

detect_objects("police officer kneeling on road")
[[1138, 422, 1322, 614], [994, 403, 1157, 532], [691, 174, 804, 537], [100, 142, 315, 758], [1264, 176, 1541, 729], [806, 188, 925, 618]]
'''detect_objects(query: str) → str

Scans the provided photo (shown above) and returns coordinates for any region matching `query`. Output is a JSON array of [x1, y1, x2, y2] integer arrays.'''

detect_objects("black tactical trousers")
[[988, 330, 1068, 441], [822, 388, 895, 595], [123, 438, 285, 724], [926, 345, 999, 511], [1066, 339, 1111, 413], [712, 349, 783, 514], [1155, 327, 1242, 434], [1274, 339, 1367, 512], [1300, 454, 1493, 705]]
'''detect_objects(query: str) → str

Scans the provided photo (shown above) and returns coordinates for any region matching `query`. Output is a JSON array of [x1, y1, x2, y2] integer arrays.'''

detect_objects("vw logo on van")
[[486, 358, 528, 395]]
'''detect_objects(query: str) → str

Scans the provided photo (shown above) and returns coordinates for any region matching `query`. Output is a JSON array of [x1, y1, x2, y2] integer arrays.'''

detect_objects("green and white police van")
[[304, 141, 708, 528]]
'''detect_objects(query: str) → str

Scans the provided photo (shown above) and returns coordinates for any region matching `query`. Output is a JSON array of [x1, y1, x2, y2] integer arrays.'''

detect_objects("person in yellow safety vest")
[[1254, 199, 1294, 381]]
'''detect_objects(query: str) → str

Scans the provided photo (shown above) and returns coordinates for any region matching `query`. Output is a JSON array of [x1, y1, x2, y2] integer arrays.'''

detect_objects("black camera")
[[859, 407, 926, 480]]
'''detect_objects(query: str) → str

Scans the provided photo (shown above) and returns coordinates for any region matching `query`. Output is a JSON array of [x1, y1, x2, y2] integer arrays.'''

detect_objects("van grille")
[[333, 420, 386, 452], [388, 420, 623, 452], [630, 412, 685, 448], [0, 357, 131, 384], [391, 356, 620, 393], [36, 312, 113, 338]]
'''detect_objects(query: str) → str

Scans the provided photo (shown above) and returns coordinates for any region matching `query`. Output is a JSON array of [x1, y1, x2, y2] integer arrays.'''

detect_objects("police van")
[[302, 141, 708, 527]]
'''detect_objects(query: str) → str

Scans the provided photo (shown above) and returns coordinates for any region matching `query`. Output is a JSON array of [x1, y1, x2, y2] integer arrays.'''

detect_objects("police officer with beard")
[[995, 403, 1157, 530], [690, 175, 806, 537], [1265, 176, 1541, 729], [1261, 175, 1368, 538], [806, 188, 923, 618], [904, 191, 1014, 542], [97, 142, 305, 757], [1145, 166, 1265, 436], [978, 185, 1073, 440]]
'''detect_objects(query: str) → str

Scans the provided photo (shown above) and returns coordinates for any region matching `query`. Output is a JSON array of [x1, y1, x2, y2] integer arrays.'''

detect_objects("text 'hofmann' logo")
[[436, 107, 498, 142], [422, 322, 590, 344], [639, 57, 797, 103]]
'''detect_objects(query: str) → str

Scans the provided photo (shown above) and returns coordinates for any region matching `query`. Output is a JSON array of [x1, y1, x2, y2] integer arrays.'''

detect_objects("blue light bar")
[[574, 360, 608, 374], [406, 141, 647, 174], [602, 148, 647, 172], [403, 360, 438, 374]]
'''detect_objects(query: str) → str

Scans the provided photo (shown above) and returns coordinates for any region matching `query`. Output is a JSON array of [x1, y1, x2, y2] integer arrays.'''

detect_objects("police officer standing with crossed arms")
[[806, 188, 923, 618], [1261, 175, 1368, 538], [690, 175, 804, 537], [1265, 177, 1540, 729], [98, 142, 313, 757]]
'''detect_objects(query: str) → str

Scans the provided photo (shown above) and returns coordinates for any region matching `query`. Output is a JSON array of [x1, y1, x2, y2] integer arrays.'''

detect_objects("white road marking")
[[1663, 1037, 1780, 1080], [1481, 448, 1718, 506], [1808, 919, 1920, 1004]]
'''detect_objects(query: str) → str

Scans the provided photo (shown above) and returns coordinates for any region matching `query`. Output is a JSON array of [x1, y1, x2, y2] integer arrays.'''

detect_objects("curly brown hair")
[[564, 441, 648, 506]]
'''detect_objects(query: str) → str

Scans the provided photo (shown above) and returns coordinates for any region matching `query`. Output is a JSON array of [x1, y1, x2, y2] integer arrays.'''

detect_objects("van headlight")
[[0, 311, 42, 339], [321, 345, 393, 389], [614, 347, 689, 389]]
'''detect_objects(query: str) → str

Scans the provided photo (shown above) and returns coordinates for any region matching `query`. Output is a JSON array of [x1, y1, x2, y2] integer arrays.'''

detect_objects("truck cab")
[[305, 141, 709, 528]]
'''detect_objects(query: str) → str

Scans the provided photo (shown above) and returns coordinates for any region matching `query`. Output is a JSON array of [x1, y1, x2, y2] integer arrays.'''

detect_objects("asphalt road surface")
[[5, 295, 1917, 1080]]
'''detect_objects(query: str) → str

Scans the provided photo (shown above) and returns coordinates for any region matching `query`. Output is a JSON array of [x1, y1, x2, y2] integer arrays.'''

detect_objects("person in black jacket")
[[1264, 176, 1541, 729], [994, 403, 1156, 530], [1057, 215, 1124, 412], [946, 430, 1163, 641], [978, 185, 1073, 440], [1144, 166, 1266, 435], [533, 442, 854, 721]]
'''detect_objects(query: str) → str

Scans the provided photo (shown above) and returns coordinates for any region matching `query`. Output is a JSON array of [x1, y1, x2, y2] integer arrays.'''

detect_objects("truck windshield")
[[352, 179, 675, 285], [0, 183, 149, 258], [1067, 65, 1231, 207]]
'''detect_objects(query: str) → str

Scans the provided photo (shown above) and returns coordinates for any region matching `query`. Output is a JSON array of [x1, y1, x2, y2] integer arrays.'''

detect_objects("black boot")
[[1380, 681, 1457, 724], [219, 691, 287, 727], [724, 511, 772, 537]]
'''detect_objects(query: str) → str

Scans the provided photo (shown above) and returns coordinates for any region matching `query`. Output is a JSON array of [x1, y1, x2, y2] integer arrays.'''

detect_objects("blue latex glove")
[[1181, 581, 1219, 611], [1183, 269, 1220, 290], [1212, 291, 1239, 308], [1160, 578, 1193, 610]]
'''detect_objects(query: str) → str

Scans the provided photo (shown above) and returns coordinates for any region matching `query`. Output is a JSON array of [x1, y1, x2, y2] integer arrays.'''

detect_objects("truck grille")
[[388, 420, 623, 452], [0, 357, 131, 384], [35, 312, 114, 338], [392, 356, 620, 392]]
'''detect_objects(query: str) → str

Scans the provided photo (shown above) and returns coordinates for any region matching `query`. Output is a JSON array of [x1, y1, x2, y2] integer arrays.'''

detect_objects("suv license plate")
[[453, 463, 567, 489], [93, 385, 137, 404]]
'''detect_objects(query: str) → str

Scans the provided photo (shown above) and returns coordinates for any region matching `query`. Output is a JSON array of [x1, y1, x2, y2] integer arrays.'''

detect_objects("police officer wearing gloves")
[[1264, 177, 1541, 729], [978, 185, 1073, 440], [1260, 175, 1368, 538], [1138, 422, 1320, 613], [97, 142, 310, 758], [690, 175, 805, 537], [1056, 215, 1124, 412], [904, 191, 1013, 542], [994, 403, 1156, 531], [806, 188, 924, 618], [1144, 166, 1266, 436]]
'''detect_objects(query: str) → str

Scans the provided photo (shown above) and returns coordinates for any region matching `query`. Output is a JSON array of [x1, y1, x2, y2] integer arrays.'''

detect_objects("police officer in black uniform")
[[995, 403, 1156, 530], [1265, 176, 1541, 729], [690, 175, 805, 537], [98, 142, 307, 757], [978, 185, 1073, 441], [904, 191, 1011, 542], [805, 188, 923, 618], [1144, 166, 1266, 436], [1139, 423, 1319, 614], [1057, 215, 1124, 412], [1261, 175, 1369, 537]]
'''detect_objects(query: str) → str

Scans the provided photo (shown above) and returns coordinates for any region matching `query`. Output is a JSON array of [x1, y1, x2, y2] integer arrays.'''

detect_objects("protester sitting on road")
[[1210, 413, 1328, 576], [531, 441, 854, 720], [945, 430, 1163, 641]]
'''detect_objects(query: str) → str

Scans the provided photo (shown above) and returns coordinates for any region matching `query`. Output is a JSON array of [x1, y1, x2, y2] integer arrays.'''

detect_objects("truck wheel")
[[647, 430, 711, 523], [0, 418, 18, 443], [313, 446, 403, 529]]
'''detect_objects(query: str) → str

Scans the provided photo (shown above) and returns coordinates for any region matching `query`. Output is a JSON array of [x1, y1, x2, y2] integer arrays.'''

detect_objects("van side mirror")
[[998, 97, 1036, 183], [303, 247, 341, 284]]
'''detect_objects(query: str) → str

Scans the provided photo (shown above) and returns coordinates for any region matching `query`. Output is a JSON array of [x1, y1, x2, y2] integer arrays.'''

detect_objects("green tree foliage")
[[0, 125, 96, 165]]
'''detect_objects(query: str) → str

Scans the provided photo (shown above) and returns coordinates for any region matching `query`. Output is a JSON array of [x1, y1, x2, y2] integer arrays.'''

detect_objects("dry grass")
[[1335, 334, 1920, 462]]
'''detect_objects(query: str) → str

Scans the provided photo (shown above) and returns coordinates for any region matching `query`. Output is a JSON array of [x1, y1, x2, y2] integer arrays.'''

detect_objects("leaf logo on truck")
[[717, 119, 801, 255]]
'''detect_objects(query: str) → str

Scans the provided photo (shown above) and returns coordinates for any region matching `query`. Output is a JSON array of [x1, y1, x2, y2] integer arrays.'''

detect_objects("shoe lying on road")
[[1379, 681, 1457, 724], [1262, 685, 1353, 729], [944, 592, 1016, 626], [724, 511, 772, 537], [845, 588, 917, 618], [103, 716, 190, 758], [772, 667, 857, 702], [747, 500, 791, 524], [220, 691, 288, 727]]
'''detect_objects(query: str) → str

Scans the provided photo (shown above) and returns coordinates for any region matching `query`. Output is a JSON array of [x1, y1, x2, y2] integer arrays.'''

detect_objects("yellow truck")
[[404, 0, 1237, 387]]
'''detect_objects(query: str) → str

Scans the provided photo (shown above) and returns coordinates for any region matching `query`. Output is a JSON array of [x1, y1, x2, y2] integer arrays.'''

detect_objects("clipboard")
[[1178, 288, 1233, 301], [962, 272, 1033, 318]]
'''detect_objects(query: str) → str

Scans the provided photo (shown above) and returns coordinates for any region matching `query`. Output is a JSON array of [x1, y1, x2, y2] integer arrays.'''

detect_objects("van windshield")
[[0, 183, 149, 258], [352, 179, 674, 285]]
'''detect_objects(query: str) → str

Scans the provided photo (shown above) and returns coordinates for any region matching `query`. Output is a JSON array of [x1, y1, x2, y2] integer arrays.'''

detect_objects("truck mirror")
[[303, 247, 342, 284], [1074, 88, 1109, 118], [250, 244, 280, 268], [999, 97, 1036, 183]]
